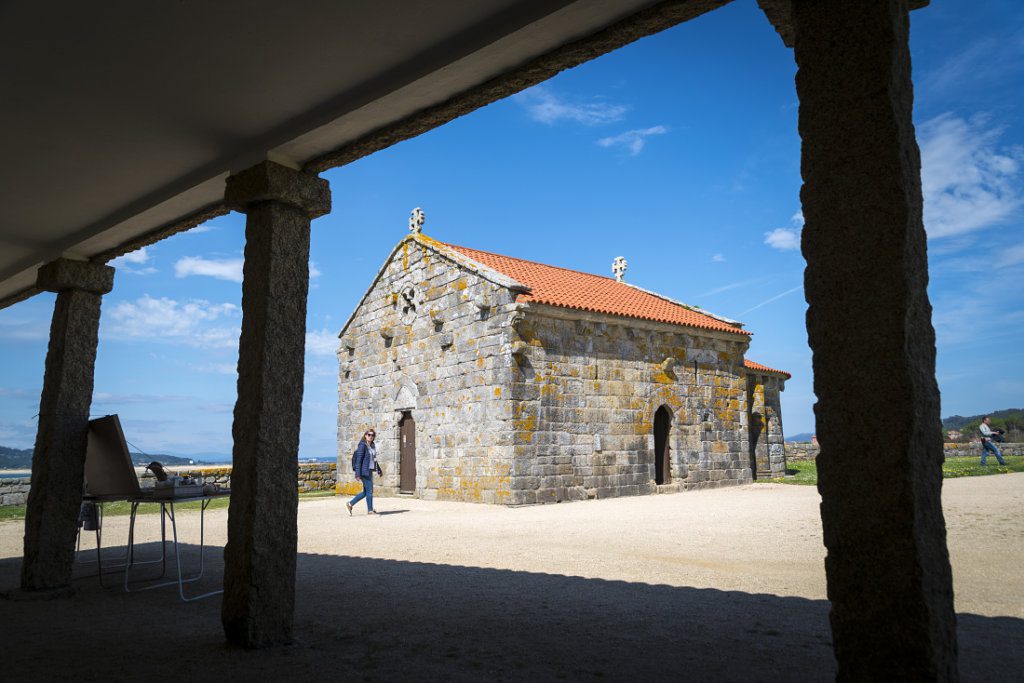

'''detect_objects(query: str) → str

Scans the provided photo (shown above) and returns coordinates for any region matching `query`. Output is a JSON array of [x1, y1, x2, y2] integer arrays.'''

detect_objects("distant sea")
[[0, 457, 335, 480]]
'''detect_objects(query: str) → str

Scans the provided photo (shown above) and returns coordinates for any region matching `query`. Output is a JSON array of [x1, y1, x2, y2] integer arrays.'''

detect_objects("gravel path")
[[0, 474, 1021, 681]]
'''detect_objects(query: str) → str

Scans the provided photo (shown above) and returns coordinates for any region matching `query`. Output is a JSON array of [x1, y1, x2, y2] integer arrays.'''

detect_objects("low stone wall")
[[784, 443, 819, 461], [0, 477, 31, 506], [943, 442, 1024, 457], [0, 462, 337, 506], [784, 442, 1024, 462]]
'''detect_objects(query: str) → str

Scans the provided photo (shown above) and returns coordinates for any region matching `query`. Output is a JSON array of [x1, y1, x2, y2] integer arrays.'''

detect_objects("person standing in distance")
[[347, 429, 381, 515], [979, 416, 1006, 466]]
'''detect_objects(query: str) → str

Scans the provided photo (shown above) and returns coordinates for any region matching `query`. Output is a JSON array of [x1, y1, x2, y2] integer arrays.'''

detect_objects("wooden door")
[[399, 411, 416, 493]]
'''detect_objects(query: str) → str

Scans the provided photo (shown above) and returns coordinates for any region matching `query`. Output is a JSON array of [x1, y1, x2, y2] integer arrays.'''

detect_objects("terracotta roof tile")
[[744, 359, 791, 378], [441, 241, 749, 337]]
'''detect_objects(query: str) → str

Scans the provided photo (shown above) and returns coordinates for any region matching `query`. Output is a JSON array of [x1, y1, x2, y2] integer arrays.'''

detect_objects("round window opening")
[[399, 285, 418, 324]]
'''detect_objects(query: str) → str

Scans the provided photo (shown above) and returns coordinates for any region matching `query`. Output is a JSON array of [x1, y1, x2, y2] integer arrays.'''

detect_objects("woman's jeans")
[[981, 439, 1005, 466], [349, 475, 374, 510]]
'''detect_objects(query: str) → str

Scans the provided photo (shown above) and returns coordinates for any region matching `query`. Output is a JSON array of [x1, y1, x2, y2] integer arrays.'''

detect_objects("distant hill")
[[0, 445, 206, 470], [780, 409, 1024, 445], [942, 408, 1022, 430], [942, 408, 1023, 442], [0, 445, 34, 470]]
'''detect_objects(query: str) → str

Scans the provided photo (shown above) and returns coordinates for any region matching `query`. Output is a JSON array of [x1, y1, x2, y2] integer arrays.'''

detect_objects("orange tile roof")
[[441, 241, 749, 337], [744, 359, 791, 378]]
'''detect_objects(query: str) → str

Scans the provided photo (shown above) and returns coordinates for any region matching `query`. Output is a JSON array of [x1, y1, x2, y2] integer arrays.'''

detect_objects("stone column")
[[792, 1, 958, 678], [21, 259, 114, 592], [221, 161, 329, 648], [746, 375, 769, 478], [763, 377, 787, 477]]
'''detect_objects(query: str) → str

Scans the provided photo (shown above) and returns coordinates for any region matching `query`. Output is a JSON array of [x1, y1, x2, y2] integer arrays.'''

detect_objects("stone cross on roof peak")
[[409, 207, 425, 234], [612, 256, 627, 282]]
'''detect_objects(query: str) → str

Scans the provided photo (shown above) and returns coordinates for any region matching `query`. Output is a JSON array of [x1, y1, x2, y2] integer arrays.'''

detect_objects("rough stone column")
[[764, 377, 787, 477], [221, 161, 329, 648], [21, 258, 114, 591], [792, 1, 958, 678], [746, 375, 769, 478]]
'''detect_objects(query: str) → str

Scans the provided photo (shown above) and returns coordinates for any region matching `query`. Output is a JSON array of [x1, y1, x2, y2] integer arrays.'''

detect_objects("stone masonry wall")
[[508, 306, 754, 504], [745, 374, 787, 479], [337, 237, 518, 503], [763, 375, 786, 475], [0, 477, 31, 506], [0, 463, 337, 507], [336, 235, 778, 505]]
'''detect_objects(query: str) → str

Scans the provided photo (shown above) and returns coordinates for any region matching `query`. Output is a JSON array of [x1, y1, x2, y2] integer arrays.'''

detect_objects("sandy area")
[[0, 474, 1021, 681]]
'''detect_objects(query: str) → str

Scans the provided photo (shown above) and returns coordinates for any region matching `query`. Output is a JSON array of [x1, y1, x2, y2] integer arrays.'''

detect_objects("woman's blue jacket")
[[352, 441, 376, 478]]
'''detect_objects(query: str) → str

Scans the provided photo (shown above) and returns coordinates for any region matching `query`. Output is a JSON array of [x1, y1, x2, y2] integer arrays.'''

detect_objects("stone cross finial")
[[409, 207, 425, 233], [612, 256, 627, 282]]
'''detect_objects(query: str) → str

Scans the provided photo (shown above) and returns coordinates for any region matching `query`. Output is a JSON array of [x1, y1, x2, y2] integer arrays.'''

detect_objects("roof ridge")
[[439, 240, 623, 283], [621, 281, 743, 329], [444, 239, 745, 330]]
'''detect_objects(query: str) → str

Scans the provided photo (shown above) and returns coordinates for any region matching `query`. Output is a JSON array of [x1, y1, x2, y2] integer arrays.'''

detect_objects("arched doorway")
[[653, 405, 672, 485], [399, 411, 416, 493]]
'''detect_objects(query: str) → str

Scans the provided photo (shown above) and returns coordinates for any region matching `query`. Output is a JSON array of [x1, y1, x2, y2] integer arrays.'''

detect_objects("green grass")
[[0, 489, 336, 522], [941, 455, 1024, 478], [758, 455, 1024, 486], [765, 459, 819, 485]]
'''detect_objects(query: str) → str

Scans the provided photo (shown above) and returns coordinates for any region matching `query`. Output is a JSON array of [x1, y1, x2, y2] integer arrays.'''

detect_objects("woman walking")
[[347, 429, 380, 515]]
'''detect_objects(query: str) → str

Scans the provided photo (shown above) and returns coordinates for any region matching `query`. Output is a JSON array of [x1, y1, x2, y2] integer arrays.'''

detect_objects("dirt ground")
[[0, 474, 1021, 681]]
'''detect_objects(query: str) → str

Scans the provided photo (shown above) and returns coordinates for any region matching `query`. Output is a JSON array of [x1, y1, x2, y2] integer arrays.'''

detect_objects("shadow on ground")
[[0, 547, 1019, 681]]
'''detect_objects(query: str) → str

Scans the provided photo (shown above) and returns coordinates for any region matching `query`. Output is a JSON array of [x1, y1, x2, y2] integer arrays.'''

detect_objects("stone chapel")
[[336, 215, 789, 504]]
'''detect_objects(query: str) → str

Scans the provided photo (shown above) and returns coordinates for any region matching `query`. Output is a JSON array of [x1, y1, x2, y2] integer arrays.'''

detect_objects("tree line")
[[942, 408, 1023, 442]]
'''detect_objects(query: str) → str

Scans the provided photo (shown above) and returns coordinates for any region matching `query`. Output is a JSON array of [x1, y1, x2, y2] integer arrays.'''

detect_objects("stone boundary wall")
[[0, 463, 337, 507], [784, 443, 819, 461], [943, 442, 1024, 457], [0, 477, 31, 506], [784, 442, 1024, 461]]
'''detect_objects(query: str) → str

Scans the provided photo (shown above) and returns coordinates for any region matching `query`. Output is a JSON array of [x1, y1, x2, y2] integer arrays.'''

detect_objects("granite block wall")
[[337, 237, 517, 504], [508, 308, 754, 504]]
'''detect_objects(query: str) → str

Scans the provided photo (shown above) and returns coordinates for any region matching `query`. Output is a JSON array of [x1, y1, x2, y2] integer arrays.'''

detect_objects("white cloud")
[[921, 35, 1024, 97], [514, 86, 627, 126], [105, 295, 240, 348], [931, 274, 1024, 349], [740, 285, 803, 315], [306, 329, 339, 357], [764, 211, 804, 251], [110, 247, 157, 275], [174, 256, 322, 283], [174, 256, 244, 283], [597, 126, 668, 156], [764, 112, 1024, 253], [0, 316, 50, 341], [697, 277, 769, 298], [111, 247, 150, 265], [189, 362, 237, 376], [994, 243, 1024, 270], [763, 227, 800, 251], [919, 113, 1024, 239], [711, 253, 726, 262]]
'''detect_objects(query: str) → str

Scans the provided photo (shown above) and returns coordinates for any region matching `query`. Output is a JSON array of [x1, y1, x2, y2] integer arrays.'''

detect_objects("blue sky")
[[1, 0, 1022, 458]]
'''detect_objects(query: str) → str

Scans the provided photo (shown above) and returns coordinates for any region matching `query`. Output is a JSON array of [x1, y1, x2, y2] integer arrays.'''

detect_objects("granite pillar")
[[221, 161, 330, 647], [21, 259, 114, 591], [793, 1, 958, 678], [746, 376, 769, 479]]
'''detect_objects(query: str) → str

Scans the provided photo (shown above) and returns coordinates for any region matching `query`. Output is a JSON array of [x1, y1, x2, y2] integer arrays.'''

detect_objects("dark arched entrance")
[[653, 405, 672, 485]]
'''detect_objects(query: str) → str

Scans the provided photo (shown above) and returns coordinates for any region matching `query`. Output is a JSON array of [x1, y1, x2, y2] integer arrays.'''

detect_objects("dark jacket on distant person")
[[352, 441, 377, 478]]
